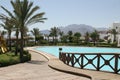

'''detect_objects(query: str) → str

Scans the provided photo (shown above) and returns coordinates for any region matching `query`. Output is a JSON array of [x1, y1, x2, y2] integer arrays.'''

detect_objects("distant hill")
[[40, 30, 50, 35], [41, 24, 108, 35], [59, 24, 95, 35], [96, 27, 109, 31]]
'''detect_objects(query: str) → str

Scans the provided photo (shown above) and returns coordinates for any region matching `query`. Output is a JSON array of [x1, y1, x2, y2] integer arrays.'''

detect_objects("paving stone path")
[[0, 51, 90, 80]]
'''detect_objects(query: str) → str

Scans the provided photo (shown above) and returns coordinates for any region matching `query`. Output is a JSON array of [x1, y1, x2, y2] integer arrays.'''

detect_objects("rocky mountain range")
[[41, 24, 108, 35]]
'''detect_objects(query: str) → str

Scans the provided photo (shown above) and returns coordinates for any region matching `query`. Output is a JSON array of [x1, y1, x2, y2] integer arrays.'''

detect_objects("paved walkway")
[[0, 51, 89, 80], [28, 47, 120, 80]]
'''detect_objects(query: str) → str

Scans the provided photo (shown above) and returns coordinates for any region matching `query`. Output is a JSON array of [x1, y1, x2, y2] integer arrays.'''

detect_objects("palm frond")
[[26, 12, 47, 25], [1, 6, 14, 18], [25, 6, 39, 22]]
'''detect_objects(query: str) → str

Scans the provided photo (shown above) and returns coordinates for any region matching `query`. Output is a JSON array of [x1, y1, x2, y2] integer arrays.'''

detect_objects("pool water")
[[35, 46, 120, 73]]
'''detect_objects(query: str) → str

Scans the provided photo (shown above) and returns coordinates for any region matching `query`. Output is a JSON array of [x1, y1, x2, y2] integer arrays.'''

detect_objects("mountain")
[[96, 28, 109, 31], [40, 30, 50, 35], [59, 24, 95, 35], [40, 24, 108, 35]]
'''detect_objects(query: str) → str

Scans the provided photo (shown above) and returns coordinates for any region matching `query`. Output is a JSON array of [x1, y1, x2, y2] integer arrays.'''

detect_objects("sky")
[[0, 0, 120, 31]]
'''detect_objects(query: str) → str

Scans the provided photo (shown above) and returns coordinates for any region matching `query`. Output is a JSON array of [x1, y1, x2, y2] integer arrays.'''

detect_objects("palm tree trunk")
[[24, 39, 26, 47], [9, 32, 12, 51], [35, 36, 36, 45], [53, 36, 55, 45], [94, 40, 96, 46], [15, 29, 19, 55], [20, 27, 24, 63]]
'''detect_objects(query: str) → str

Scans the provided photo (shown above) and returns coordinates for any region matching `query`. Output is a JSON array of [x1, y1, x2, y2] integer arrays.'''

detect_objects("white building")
[[98, 31, 108, 41], [109, 22, 120, 46]]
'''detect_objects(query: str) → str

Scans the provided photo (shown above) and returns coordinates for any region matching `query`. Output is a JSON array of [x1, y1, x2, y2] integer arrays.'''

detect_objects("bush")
[[0, 53, 20, 67], [110, 42, 117, 47], [0, 51, 31, 67], [22, 50, 31, 62]]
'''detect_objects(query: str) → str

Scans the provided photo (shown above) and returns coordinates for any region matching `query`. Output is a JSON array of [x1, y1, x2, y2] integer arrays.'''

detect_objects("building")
[[109, 22, 120, 46], [98, 31, 108, 41]]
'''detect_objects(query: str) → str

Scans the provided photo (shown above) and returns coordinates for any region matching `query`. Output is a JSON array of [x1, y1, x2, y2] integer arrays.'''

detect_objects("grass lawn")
[[0, 51, 31, 67]]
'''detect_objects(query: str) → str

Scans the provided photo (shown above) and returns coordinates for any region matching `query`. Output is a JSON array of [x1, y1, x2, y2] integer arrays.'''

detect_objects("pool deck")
[[27, 47, 120, 80], [0, 48, 89, 80]]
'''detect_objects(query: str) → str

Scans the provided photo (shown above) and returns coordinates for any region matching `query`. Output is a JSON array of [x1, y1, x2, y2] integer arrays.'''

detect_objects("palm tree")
[[74, 32, 81, 44], [14, 26, 20, 55], [90, 30, 99, 46], [0, 31, 7, 38], [31, 28, 41, 45], [0, 19, 13, 51], [59, 30, 64, 42], [50, 27, 59, 44], [85, 32, 89, 44], [1, 0, 47, 62], [111, 29, 117, 42], [68, 31, 73, 42], [68, 31, 73, 37]]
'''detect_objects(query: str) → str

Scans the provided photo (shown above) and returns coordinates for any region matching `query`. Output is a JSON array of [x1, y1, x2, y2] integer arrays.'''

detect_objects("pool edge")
[[26, 47, 120, 80]]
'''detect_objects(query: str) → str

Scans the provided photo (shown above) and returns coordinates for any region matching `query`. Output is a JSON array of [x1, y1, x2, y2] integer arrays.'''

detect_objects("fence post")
[[59, 48, 62, 60], [97, 54, 101, 71], [115, 54, 119, 73], [72, 54, 74, 67], [81, 54, 84, 69]]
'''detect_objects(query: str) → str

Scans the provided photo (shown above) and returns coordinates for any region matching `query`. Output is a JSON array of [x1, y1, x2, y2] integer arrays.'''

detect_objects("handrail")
[[59, 48, 120, 74]]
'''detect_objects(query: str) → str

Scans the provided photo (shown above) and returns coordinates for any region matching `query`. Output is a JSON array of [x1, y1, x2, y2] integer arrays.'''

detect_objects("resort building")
[[98, 31, 108, 41], [109, 22, 120, 46]]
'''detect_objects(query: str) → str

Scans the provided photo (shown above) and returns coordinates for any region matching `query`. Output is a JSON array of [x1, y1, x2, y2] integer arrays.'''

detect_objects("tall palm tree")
[[14, 25, 20, 55], [23, 26, 29, 47], [90, 30, 99, 46], [50, 27, 59, 44], [0, 19, 13, 51], [1, 0, 47, 62], [31, 28, 41, 45]]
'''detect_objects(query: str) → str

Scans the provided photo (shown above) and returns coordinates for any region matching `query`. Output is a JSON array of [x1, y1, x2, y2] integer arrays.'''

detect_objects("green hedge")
[[0, 53, 20, 67], [22, 50, 31, 62], [0, 51, 31, 67]]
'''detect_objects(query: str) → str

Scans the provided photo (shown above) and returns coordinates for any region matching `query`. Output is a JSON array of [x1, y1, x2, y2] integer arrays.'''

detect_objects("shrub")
[[21, 50, 31, 62], [0, 53, 20, 67], [110, 42, 117, 47], [0, 51, 31, 67]]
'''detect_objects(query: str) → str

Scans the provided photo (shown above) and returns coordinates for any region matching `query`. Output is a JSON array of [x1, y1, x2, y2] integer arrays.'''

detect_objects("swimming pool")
[[35, 46, 120, 57], [35, 46, 120, 73]]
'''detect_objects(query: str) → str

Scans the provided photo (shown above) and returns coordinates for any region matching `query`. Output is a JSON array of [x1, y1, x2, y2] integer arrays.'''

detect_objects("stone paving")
[[27, 47, 120, 80], [0, 51, 89, 80]]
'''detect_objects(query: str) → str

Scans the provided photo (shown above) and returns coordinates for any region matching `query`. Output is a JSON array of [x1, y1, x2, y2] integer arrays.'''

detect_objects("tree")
[[61, 35, 68, 43], [1, 0, 47, 62], [0, 31, 7, 38], [0, 18, 14, 51], [59, 30, 64, 42], [68, 31, 73, 37], [74, 32, 81, 44], [85, 32, 89, 44], [14, 25, 20, 55], [50, 27, 60, 44], [111, 29, 117, 42], [90, 30, 99, 46], [31, 28, 41, 45], [67, 31, 73, 42]]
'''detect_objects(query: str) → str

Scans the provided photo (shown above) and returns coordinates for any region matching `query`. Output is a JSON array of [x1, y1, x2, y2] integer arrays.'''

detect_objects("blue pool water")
[[35, 46, 120, 73]]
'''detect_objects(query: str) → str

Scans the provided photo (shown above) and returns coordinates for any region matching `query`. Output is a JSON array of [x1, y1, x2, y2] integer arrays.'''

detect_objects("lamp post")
[[59, 48, 62, 60]]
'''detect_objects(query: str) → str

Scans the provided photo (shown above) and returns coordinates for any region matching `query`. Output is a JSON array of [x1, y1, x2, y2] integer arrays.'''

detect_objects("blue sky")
[[0, 0, 120, 30]]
